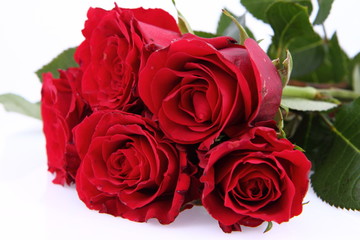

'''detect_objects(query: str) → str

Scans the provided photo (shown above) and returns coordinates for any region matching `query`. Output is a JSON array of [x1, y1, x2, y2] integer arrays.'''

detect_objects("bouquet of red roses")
[[39, 5, 311, 233]]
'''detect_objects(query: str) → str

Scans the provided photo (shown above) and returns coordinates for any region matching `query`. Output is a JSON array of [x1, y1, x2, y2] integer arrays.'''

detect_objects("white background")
[[0, 0, 359, 239]]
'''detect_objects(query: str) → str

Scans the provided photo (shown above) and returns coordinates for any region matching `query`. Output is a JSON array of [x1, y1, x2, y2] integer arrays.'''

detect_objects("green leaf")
[[35, 47, 78, 82], [311, 98, 360, 210], [267, 2, 314, 54], [281, 97, 338, 111], [193, 31, 218, 38], [240, 0, 312, 23], [328, 33, 349, 83], [313, 0, 334, 25], [298, 33, 350, 84], [290, 113, 334, 168], [288, 35, 325, 77], [266, 2, 325, 77], [0, 93, 41, 119]]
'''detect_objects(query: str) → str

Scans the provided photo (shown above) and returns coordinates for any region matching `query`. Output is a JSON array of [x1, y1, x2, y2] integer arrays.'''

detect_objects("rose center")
[[240, 177, 268, 199], [192, 91, 211, 122], [113, 58, 124, 76], [107, 149, 139, 180]]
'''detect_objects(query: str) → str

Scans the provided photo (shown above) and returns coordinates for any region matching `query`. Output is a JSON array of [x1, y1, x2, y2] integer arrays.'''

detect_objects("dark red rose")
[[74, 110, 199, 224], [138, 34, 282, 150], [75, 6, 181, 111], [41, 68, 90, 185], [200, 124, 311, 233]]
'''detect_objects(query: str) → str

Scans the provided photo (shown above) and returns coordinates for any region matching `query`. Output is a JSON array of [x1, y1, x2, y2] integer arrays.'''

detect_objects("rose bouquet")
[[40, 4, 311, 232], [1, 0, 359, 234]]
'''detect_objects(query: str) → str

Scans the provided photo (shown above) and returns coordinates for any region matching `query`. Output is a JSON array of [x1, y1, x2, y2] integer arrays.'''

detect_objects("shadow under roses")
[[0, 116, 45, 182], [135, 205, 269, 235]]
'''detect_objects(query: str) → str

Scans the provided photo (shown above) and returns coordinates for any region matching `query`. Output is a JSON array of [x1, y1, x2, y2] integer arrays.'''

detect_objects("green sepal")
[[273, 50, 293, 87], [172, 0, 193, 34], [221, 9, 249, 45], [352, 64, 360, 94], [274, 108, 286, 138], [263, 221, 273, 233], [216, 9, 255, 42]]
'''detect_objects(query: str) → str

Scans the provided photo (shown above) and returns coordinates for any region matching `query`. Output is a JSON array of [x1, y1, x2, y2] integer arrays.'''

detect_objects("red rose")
[[75, 6, 181, 111], [138, 34, 282, 149], [41, 68, 90, 185], [200, 124, 311, 233], [74, 110, 199, 224]]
